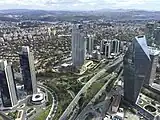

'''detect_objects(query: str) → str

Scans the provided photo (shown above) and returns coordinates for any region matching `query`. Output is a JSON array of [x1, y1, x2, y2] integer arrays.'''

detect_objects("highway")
[[0, 112, 12, 120], [67, 90, 76, 99], [75, 73, 117, 120], [37, 84, 58, 120], [89, 73, 117, 105], [59, 56, 123, 120], [76, 69, 124, 120]]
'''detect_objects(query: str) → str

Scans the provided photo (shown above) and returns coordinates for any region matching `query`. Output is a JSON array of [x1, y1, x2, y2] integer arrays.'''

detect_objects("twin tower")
[[0, 46, 37, 108]]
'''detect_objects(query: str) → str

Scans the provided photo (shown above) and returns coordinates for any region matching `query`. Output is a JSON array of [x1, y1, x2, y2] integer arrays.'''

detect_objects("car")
[[105, 114, 110, 118], [140, 116, 144, 119]]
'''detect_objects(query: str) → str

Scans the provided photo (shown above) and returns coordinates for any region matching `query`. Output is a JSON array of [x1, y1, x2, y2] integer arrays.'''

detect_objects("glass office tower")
[[0, 60, 18, 107], [19, 46, 37, 95], [124, 36, 151, 104]]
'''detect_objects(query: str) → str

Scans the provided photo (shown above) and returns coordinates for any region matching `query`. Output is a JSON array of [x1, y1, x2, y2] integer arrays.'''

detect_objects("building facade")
[[19, 46, 37, 95], [72, 25, 86, 69], [145, 47, 159, 85], [111, 39, 120, 55], [124, 36, 151, 104], [145, 22, 155, 39], [100, 39, 108, 55], [86, 34, 94, 54], [145, 22, 156, 45], [0, 60, 18, 107], [105, 43, 111, 58], [154, 27, 160, 45]]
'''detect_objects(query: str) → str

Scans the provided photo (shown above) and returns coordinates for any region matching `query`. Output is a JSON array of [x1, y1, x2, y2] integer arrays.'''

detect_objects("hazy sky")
[[0, 0, 160, 11]]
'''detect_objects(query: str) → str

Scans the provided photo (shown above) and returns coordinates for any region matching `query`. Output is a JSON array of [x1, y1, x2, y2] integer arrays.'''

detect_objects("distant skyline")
[[0, 0, 160, 11]]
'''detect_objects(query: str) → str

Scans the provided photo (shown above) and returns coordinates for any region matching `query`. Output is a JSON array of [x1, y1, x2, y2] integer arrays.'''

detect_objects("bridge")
[[59, 56, 123, 120]]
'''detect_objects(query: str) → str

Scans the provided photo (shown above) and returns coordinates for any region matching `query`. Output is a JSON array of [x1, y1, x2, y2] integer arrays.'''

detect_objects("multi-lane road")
[[37, 84, 58, 120], [75, 73, 117, 120], [59, 56, 123, 120], [76, 69, 124, 120]]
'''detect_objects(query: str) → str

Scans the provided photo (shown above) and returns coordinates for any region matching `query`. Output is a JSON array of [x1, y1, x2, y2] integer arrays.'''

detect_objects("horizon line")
[[0, 8, 159, 12]]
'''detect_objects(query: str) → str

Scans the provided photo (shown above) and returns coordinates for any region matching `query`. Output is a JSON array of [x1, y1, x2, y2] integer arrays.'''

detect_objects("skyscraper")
[[154, 27, 160, 45], [145, 47, 159, 85], [72, 25, 86, 68], [145, 22, 155, 39], [111, 39, 120, 55], [19, 46, 37, 95], [100, 39, 108, 55], [86, 35, 94, 54], [105, 43, 111, 58], [145, 22, 156, 45], [0, 60, 18, 107], [124, 36, 151, 104]]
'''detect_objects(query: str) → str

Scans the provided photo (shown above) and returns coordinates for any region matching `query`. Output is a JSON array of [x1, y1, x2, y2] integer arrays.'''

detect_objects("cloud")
[[0, 0, 159, 11], [46, 0, 81, 5]]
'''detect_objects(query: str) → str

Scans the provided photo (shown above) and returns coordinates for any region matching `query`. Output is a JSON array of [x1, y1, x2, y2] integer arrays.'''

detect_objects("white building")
[[0, 60, 18, 107], [86, 34, 94, 54], [105, 43, 111, 58], [72, 25, 86, 69]]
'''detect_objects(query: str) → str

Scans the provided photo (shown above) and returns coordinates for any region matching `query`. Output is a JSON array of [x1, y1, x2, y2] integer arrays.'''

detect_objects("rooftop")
[[32, 93, 44, 102], [135, 35, 151, 60], [148, 47, 160, 56]]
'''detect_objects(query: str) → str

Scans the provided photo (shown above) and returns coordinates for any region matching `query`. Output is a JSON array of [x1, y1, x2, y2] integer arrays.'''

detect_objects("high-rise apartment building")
[[154, 27, 160, 45], [19, 46, 37, 95], [0, 60, 18, 107], [100, 39, 108, 55], [145, 22, 156, 45], [145, 47, 159, 85], [86, 35, 94, 54], [145, 22, 155, 38], [124, 36, 151, 104], [105, 43, 111, 58], [72, 25, 86, 68], [111, 39, 120, 55]]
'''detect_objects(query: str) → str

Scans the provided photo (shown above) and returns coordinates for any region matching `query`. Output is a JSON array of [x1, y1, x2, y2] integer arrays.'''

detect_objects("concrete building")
[[86, 35, 94, 54], [72, 25, 86, 69], [111, 39, 120, 55], [145, 47, 159, 85], [111, 95, 121, 113], [0, 60, 18, 107], [145, 22, 156, 45], [92, 50, 101, 60], [19, 46, 37, 95], [145, 22, 155, 39], [124, 36, 151, 104], [100, 39, 108, 55], [31, 93, 45, 105], [116, 41, 120, 54], [154, 27, 160, 45], [120, 41, 127, 52], [105, 43, 111, 58]]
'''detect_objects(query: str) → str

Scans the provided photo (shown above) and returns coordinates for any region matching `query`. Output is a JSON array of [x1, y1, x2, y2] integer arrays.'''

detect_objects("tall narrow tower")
[[124, 36, 151, 104], [86, 35, 94, 54], [105, 43, 111, 58], [145, 47, 159, 85], [111, 39, 120, 55], [100, 39, 108, 55], [19, 46, 37, 95], [72, 25, 85, 69], [0, 60, 18, 107]]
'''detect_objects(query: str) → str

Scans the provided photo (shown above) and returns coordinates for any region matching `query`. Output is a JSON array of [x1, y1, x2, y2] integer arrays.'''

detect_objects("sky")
[[0, 0, 160, 11]]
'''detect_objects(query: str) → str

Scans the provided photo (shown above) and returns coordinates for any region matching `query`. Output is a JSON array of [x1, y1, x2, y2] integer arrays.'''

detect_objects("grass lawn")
[[138, 98, 149, 107], [34, 106, 51, 120]]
